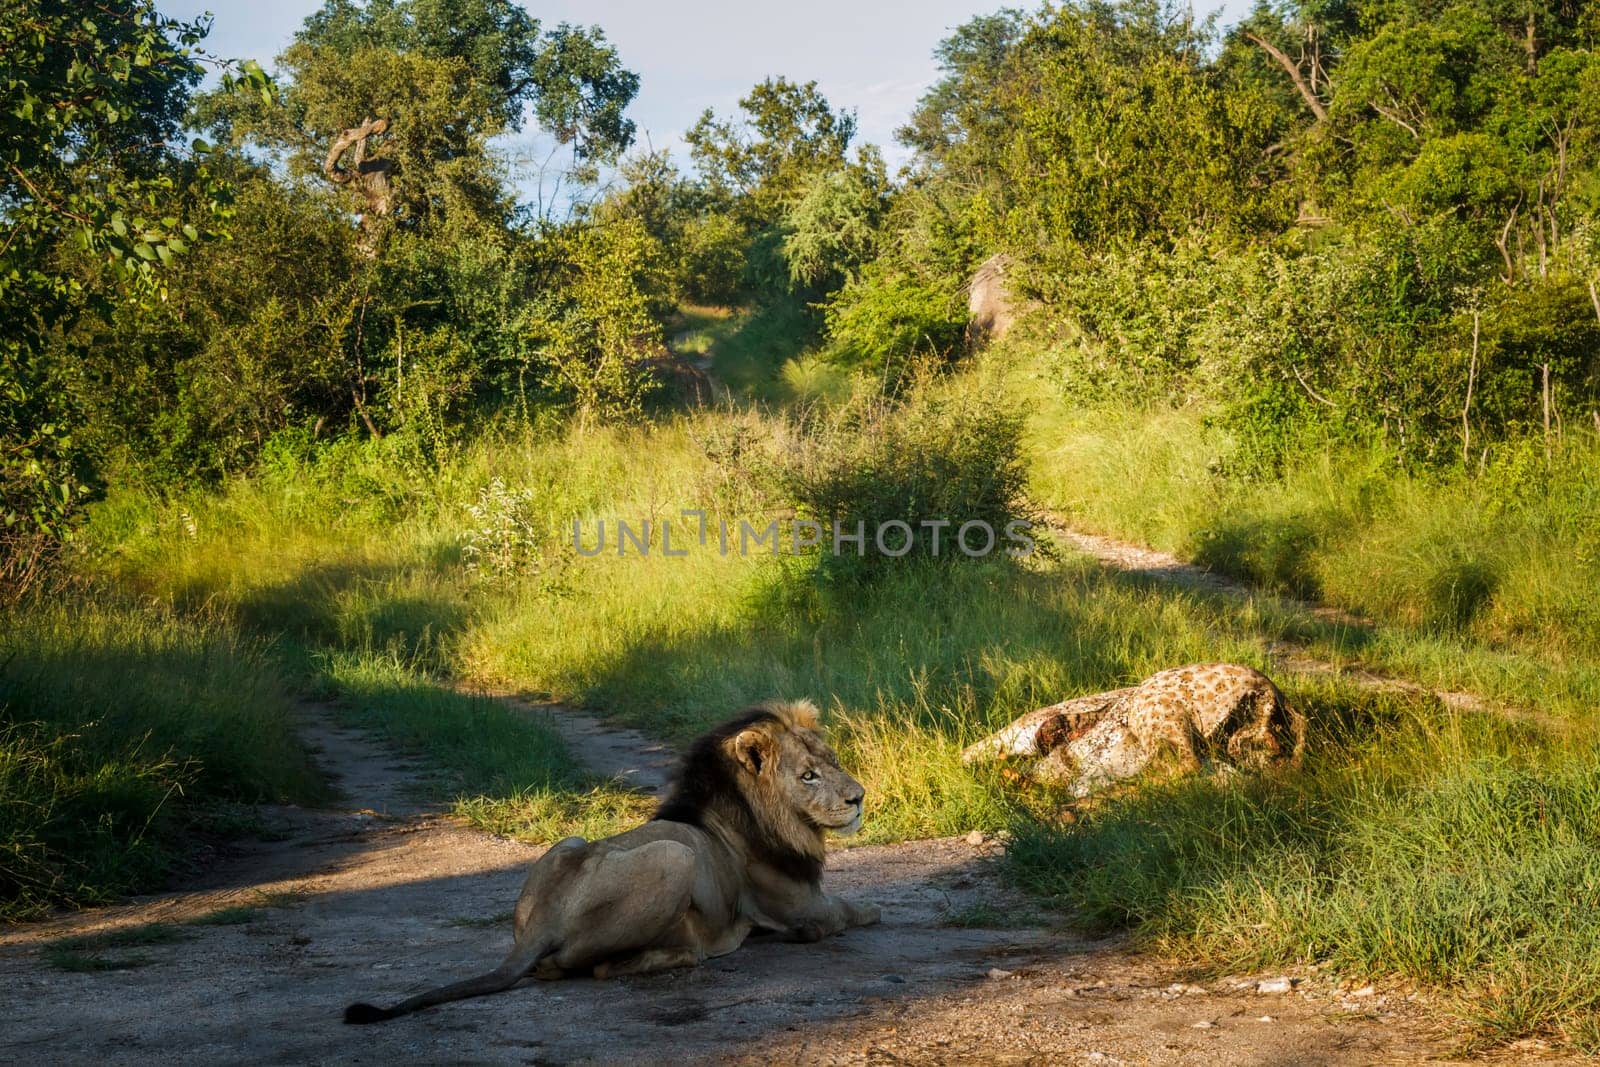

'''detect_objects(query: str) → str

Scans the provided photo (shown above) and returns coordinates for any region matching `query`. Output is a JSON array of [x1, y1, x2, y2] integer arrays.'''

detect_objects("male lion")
[[343, 699, 880, 1023]]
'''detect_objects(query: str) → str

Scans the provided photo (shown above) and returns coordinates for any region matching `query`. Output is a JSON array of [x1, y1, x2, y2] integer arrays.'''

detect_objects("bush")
[[772, 373, 1032, 583], [1035, 223, 1600, 473], [520, 216, 673, 417], [821, 262, 968, 376], [676, 212, 746, 306]]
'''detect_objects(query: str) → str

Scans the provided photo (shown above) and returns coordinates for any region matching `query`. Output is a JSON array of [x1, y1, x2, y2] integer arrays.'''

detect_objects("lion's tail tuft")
[[343, 1002, 398, 1025]]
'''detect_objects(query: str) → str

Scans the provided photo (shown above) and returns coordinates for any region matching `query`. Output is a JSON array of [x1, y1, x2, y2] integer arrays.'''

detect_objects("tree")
[[685, 77, 857, 223], [1, 0, 253, 563], [519, 216, 673, 416], [898, 9, 1028, 169], [203, 0, 639, 238], [782, 146, 890, 289]]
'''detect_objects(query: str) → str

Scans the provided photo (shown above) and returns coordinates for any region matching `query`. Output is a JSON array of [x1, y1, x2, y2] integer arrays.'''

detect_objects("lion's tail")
[[343, 936, 552, 1024]]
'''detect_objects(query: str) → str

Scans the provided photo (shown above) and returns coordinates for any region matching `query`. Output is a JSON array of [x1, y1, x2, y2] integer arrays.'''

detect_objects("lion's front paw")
[[852, 902, 882, 927]]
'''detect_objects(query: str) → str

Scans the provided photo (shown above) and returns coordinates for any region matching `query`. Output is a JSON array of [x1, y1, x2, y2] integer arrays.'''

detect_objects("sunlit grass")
[[62, 359, 1600, 1049], [0, 600, 323, 918]]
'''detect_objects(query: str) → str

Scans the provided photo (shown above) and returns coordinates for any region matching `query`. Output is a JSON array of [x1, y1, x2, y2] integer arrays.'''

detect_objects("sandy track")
[[5, 697, 1556, 1065]]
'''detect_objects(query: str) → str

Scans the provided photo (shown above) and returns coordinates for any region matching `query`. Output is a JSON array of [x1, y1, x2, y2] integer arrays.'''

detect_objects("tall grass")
[[316, 645, 651, 842], [69, 360, 1600, 1049], [0, 601, 323, 918], [1008, 683, 1600, 1050], [1019, 360, 1600, 662]]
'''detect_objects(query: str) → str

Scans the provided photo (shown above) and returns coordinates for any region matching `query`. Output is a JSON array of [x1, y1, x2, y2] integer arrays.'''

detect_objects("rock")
[[1256, 1015, 1276, 1023], [963, 664, 1307, 798], [965, 830, 986, 846], [966, 253, 1026, 344], [1189, 1020, 1216, 1029], [880, 974, 907, 984], [1349, 985, 1375, 997], [986, 968, 1015, 980], [1256, 977, 1294, 994]]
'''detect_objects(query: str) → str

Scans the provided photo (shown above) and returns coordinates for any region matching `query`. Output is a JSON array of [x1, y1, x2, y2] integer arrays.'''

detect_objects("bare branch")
[[1462, 309, 1479, 466], [1292, 365, 1338, 408], [1246, 32, 1328, 122], [1371, 101, 1420, 139]]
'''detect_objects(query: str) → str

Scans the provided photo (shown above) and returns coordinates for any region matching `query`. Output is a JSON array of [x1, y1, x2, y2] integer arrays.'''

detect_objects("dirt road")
[[3, 694, 1559, 1066], [1045, 517, 1512, 719]]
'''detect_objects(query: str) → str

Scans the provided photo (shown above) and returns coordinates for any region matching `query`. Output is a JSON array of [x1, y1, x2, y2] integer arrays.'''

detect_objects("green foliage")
[[1032, 223, 1599, 469], [0, 601, 322, 918], [822, 263, 968, 374], [297, 0, 638, 156], [781, 147, 889, 289], [685, 77, 858, 223], [676, 212, 747, 305], [905, 0, 1290, 256], [520, 216, 673, 416], [772, 374, 1032, 584], [204, 0, 639, 235], [876, 0, 1600, 473], [0, 0, 255, 555], [459, 478, 543, 585], [1, 0, 238, 301], [899, 9, 1028, 168], [1022, 383, 1600, 660]]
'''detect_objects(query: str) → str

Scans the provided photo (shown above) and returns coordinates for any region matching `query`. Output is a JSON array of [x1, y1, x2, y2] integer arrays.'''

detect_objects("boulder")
[[964, 664, 1306, 797]]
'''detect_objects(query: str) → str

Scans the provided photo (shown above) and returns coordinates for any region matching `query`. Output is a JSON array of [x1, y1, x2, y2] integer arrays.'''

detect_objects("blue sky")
[[168, 0, 1255, 203]]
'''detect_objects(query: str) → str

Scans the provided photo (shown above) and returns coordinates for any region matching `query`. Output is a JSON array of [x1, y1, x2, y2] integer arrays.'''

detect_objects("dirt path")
[[1045, 514, 1506, 718], [1, 702, 1569, 1065], [490, 691, 677, 795]]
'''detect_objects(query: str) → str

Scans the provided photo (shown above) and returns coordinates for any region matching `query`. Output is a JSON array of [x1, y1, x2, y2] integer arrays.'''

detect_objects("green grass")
[[989, 340, 1600, 1049], [1012, 345, 1600, 666], [315, 645, 648, 841], [52, 922, 189, 950], [189, 906, 265, 926], [45, 352, 1600, 1051], [0, 601, 324, 919], [1006, 683, 1600, 1050], [695, 297, 819, 398], [43, 921, 190, 972]]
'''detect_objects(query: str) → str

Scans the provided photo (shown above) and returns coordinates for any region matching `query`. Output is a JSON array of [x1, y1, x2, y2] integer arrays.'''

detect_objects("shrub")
[[520, 216, 673, 417], [676, 212, 746, 306], [0, 602, 321, 917], [821, 262, 968, 376], [460, 478, 543, 585], [772, 373, 1032, 583]]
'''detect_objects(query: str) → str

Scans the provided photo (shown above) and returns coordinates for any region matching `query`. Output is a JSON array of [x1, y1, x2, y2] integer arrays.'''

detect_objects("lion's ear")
[[727, 727, 776, 776]]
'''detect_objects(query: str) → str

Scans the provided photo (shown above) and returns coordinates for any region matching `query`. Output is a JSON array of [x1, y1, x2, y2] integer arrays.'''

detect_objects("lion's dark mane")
[[653, 707, 824, 886]]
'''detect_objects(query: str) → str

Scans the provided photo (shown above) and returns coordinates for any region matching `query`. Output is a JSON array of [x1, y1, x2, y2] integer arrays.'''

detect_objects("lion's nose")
[[848, 788, 864, 807]]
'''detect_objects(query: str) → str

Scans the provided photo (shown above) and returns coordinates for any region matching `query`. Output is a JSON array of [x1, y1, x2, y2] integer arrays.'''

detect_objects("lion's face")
[[772, 728, 866, 837], [724, 702, 866, 840]]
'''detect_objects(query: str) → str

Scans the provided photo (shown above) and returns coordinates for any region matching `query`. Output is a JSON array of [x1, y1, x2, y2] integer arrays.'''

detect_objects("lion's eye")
[[801, 769, 819, 783]]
